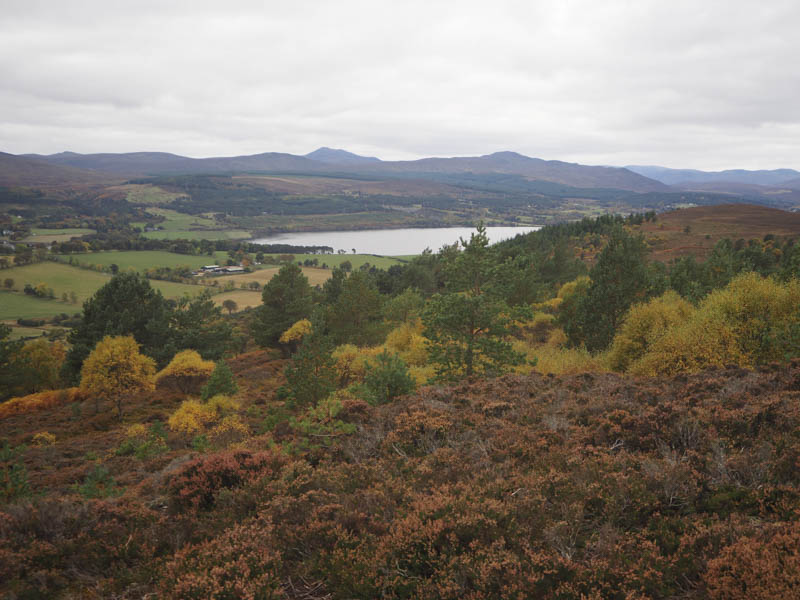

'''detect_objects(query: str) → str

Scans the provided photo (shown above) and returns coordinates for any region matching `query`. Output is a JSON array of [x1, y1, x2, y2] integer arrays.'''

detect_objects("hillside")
[[637, 203, 800, 262], [24, 150, 320, 177], [0, 152, 118, 188], [23, 149, 667, 192], [3, 356, 800, 597], [627, 164, 800, 186]]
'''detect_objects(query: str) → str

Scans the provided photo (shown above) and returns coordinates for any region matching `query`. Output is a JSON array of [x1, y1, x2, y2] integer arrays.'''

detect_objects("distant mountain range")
[[626, 165, 800, 187], [3, 148, 799, 204], [13, 149, 666, 193]]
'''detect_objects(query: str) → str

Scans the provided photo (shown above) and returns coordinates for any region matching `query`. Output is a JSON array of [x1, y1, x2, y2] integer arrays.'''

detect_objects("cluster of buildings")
[[192, 265, 247, 276]]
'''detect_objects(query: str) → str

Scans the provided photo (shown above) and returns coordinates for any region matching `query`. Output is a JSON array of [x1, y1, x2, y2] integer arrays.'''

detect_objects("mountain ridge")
[[16, 149, 667, 192], [627, 164, 800, 186]]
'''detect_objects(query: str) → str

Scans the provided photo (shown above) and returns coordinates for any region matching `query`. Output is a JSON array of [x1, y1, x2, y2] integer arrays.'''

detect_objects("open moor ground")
[[637, 204, 800, 261]]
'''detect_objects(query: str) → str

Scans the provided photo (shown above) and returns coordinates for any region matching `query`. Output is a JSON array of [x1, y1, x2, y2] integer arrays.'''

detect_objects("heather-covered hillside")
[[2, 358, 800, 598]]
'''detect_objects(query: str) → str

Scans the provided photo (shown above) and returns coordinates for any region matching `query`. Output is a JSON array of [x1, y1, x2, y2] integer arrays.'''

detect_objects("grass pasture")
[[140, 208, 250, 241], [5, 325, 51, 340], [0, 292, 79, 321], [0, 262, 207, 320], [56, 250, 228, 272], [212, 290, 263, 312], [121, 184, 183, 205], [21, 228, 95, 244], [4, 262, 113, 303]]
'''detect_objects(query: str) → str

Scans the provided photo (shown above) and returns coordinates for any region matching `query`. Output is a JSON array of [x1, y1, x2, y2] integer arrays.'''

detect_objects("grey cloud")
[[1, 0, 799, 169]]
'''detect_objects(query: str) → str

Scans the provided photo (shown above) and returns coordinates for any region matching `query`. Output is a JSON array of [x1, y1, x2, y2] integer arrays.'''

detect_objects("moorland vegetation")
[[2, 207, 800, 597]]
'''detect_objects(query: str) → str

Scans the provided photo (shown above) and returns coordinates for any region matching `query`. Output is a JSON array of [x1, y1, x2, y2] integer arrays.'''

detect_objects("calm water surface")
[[252, 226, 540, 255]]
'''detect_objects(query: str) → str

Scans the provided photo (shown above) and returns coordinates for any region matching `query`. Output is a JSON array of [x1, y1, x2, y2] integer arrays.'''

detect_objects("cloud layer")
[[2, 0, 798, 169]]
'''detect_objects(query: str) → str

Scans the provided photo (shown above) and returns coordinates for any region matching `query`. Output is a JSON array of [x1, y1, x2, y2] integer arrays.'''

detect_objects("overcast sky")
[[1, 0, 798, 170]]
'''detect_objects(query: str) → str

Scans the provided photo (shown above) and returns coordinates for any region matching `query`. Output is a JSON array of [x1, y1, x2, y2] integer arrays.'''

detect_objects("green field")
[[6, 325, 50, 340], [123, 184, 182, 205], [57, 250, 230, 271], [268, 253, 410, 270], [0, 292, 80, 320], [21, 228, 95, 244], [0, 262, 207, 320], [137, 208, 250, 241]]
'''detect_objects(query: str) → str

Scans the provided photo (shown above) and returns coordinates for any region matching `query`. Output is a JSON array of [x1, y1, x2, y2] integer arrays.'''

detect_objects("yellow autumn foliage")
[[155, 350, 215, 386], [385, 320, 428, 366], [331, 344, 383, 386], [608, 291, 696, 372], [80, 336, 155, 414], [32, 432, 56, 446], [558, 276, 591, 300], [15, 339, 66, 393], [617, 273, 800, 376], [700, 272, 800, 363], [512, 339, 608, 376], [167, 394, 241, 435], [279, 319, 313, 344], [125, 423, 148, 439], [409, 365, 436, 386], [208, 415, 250, 448]]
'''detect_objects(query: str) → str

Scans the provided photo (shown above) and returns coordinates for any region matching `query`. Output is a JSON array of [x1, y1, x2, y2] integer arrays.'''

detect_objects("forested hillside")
[[2, 207, 800, 597]]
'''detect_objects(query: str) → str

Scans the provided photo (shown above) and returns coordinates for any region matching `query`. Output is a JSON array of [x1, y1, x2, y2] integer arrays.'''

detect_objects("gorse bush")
[[207, 415, 250, 449], [31, 432, 56, 447]]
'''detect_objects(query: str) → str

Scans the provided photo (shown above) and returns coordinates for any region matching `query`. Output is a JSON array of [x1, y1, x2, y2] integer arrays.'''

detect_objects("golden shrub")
[[168, 395, 241, 435], [701, 272, 800, 363], [155, 350, 215, 391], [0, 388, 83, 420], [632, 313, 748, 377], [32, 432, 56, 446], [385, 320, 428, 367], [627, 274, 800, 376], [512, 339, 608, 376], [279, 319, 312, 344], [208, 415, 250, 449], [546, 328, 568, 347], [125, 423, 148, 439], [168, 399, 216, 435], [608, 291, 695, 372], [558, 276, 591, 300], [331, 344, 382, 386], [408, 365, 436, 386], [206, 394, 240, 414]]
